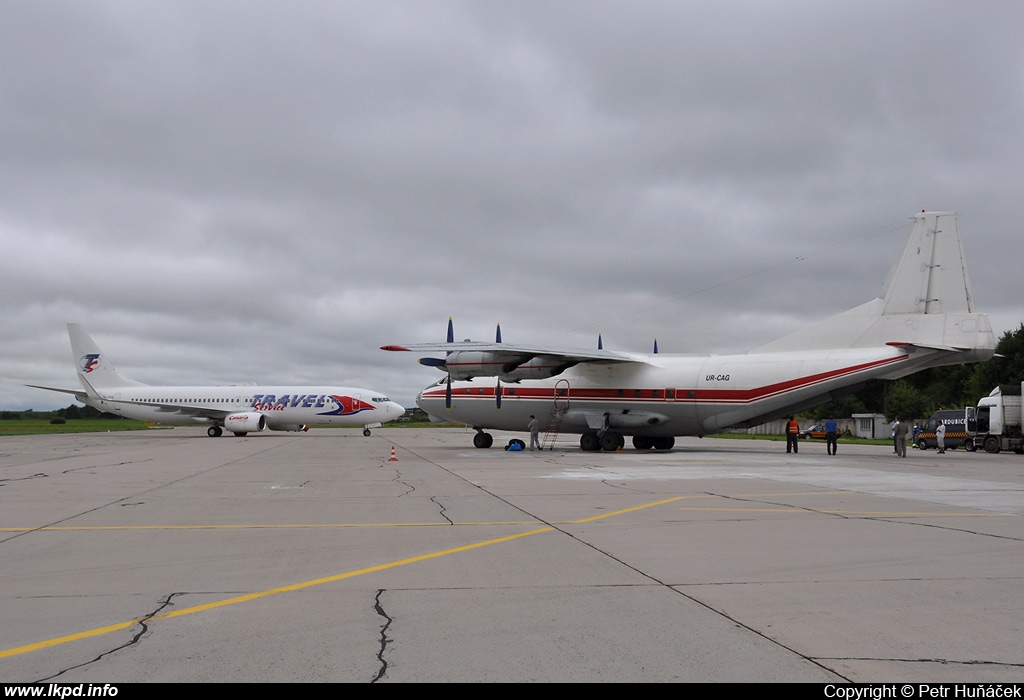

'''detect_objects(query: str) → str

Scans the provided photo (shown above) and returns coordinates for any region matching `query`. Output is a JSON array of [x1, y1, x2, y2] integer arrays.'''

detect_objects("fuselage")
[[85, 385, 405, 430], [417, 346, 935, 437]]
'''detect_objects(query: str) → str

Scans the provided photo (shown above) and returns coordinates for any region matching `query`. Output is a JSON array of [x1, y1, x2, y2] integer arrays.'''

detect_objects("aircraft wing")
[[382, 340, 638, 362], [27, 384, 231, 419], [115, 398, 233, 420], [381, 341, 648, 381]]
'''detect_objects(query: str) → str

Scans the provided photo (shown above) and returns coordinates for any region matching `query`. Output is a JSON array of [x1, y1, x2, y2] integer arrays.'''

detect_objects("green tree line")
[[0, 404, 124, 421]]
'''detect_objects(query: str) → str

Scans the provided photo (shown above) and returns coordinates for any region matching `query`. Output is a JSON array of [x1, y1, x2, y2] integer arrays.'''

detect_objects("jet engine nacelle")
[[498, 355, 575, 382], [224, 412, 267, 434], [443, 351, 528, 380]]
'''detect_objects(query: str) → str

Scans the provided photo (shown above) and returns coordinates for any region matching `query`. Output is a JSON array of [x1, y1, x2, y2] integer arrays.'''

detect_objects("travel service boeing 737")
[[383, 211, 995, 451], [31, 324, 405, 437]]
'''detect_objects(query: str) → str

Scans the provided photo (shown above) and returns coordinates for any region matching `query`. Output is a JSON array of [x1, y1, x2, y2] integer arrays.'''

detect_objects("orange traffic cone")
[[388, 446, 398, 462]]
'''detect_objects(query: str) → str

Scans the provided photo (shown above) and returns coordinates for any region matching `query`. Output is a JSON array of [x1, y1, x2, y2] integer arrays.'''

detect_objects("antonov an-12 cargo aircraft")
[[32, 324, 405, 437], [383, 212, 995, 451]]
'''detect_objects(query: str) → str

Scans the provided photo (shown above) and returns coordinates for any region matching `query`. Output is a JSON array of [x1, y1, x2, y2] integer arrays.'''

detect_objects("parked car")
[[800, 423, 827, 439]]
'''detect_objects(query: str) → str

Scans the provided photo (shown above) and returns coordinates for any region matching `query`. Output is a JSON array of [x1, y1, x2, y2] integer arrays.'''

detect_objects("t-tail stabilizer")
[[754, 211, 994, 365]]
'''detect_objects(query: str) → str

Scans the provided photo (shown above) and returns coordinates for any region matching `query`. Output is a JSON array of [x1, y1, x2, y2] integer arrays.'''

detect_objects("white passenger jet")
[[31, 324, 405, 437], [383, 212, 995, 451]]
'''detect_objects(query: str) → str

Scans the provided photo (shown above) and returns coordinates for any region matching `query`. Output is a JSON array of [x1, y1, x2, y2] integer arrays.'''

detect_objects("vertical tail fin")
[[67, 323, 145, 396], [880, 211, 977, 315], [754, 211, 995, 359]]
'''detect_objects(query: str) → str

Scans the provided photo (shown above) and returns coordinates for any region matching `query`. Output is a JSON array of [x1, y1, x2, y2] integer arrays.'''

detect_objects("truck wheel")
[[917, 439, 928, 450], [964, 439, 976, 452], [984, 436, 1001, 454]]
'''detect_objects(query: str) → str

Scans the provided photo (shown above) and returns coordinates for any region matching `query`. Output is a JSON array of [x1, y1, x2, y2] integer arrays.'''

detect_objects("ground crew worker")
[[528, 415, 541, 451], [786, 416, 800, 454]]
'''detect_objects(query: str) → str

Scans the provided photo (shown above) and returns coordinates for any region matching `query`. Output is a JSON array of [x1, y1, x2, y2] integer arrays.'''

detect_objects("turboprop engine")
[[429, 351, 577, 382], [497, 355, 576, 382], [224, 412, 267, 434], [433, 350, 527, 380]]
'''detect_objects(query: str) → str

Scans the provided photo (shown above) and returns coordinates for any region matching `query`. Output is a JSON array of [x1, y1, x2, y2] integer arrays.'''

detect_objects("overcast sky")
[[2, 1, 1022, 411]]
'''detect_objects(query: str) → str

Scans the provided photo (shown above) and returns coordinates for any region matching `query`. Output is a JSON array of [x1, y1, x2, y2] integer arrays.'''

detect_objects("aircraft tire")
[[363, 429, 371, 436], [208, 426, 223, 438], [233, 432, 247, 437], [473, 432, 493, 449], [652, 436, 675, 450], [580, 432, 600, 451], [632, 435, 653, 450], [600, 432, 623, 451]]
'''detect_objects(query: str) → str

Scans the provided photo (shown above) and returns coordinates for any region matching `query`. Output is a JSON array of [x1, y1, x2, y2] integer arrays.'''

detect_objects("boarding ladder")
[[541, 379, 570, 450]]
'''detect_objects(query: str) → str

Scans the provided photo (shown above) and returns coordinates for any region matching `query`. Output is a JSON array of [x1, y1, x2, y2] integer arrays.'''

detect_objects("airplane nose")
[[390, 401, 406, 418]]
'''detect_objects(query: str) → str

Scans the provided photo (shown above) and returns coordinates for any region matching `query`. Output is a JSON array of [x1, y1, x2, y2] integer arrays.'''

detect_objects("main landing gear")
[[206, 426, 247, 437], [469, 429, 673, 452], [473, 430, 494, 448], [207, 426, 223, 438], [579, 431, 675, 451]]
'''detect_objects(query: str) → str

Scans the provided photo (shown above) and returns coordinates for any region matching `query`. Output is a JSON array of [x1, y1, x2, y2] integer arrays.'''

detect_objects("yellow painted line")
[[1, 493, 697, 659], [156, 526, 554, 620], [0, 526, 553, 659], [0, 621, 138, 659], [0, 522, 545, 532], [0, 492, 856, 532], [678, 506, 1006, 517], [573, 496, 687, 523]]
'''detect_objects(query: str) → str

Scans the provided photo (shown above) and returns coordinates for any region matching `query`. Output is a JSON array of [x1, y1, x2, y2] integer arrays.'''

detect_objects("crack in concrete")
[[0, 473, 49, 484], [389, 469, 415, 497], [817, 655, 1024, 668], [371, 589, 392, 683], [431, 495, 453, 525], [61, 459, 156, 475], [35, 591, 184, 682], [599, 478, 657, 494], [716, 491, 1024, 541]]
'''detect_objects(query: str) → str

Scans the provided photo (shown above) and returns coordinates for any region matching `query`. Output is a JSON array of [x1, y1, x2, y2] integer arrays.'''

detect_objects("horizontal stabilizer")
[[754, 212, 994, 360], [25, 384, 88, 399]]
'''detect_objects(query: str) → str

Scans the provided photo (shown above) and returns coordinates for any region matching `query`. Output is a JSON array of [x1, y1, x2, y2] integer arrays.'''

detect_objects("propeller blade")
[[597, 333, 603, 350], [445, 374, 452, 410], [495, 378, 501, 410], [653, 338, 659, 354], [446, 317, 454, 345], [495, 323, 502, 343]]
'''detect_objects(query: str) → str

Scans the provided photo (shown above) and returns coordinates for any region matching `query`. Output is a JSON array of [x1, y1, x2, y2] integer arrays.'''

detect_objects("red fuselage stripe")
[[422, 354, 907, 405]]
